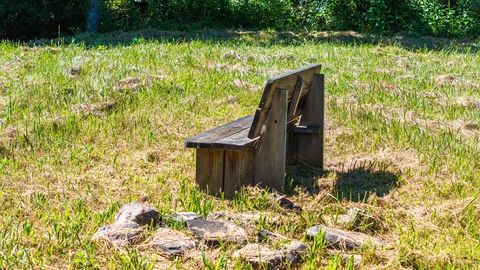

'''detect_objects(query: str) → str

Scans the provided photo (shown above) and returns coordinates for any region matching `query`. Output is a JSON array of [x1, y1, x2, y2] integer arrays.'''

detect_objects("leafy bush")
[[0, 0, 479, 40], [416, 0, 480, 37], [0, 0, 86, 40]]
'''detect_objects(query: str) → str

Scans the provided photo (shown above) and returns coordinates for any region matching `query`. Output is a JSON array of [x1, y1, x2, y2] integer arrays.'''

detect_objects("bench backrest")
[[248, 63, 322, 139]]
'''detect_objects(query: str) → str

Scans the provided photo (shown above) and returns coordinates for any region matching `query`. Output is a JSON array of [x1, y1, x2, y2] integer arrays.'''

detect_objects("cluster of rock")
[[93, 199, 389, 268]]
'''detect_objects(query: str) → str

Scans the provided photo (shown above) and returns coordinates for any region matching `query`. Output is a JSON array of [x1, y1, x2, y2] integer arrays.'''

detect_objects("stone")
[[325, 208, 364, 227], [233, 243, 285, 269], [285, 241, 308, 264], [166, 212, 201, 223], [339, 253, 362, 267], [306, 224, 387, 250], [272, 194, 302, 211], [209, 211, 267, 227], [92, 222, 143, 247], [69, 66, 81, 76], [186, 218, 247, 245], [257, 229, 288, 243], [115, 201, 159, 226], [151, 228, 196, 257], [207, 211, 226, 219]]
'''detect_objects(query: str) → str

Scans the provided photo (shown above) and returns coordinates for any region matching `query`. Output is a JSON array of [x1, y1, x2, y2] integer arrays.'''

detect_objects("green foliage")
[[0, 0, 86, 40], [416, 0, 480, 37], [1, 0, 479, 39]]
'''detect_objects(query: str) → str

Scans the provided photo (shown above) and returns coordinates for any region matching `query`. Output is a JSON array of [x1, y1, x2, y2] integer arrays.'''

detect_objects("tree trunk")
[[86, 0, 101, 33]]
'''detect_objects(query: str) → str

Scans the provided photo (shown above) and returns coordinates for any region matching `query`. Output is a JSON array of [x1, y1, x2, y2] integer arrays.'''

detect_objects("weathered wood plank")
[[248, 64, 321, 139], [223, 149, 255, 198], [287, 76, 304, 120], [254, 88, 288, 192], [185, 115, 253, 148], [292, 125, 323, 134], [213, 128, 256, 150], [196, 148, 225, 195], [296, 74, 324, 169]]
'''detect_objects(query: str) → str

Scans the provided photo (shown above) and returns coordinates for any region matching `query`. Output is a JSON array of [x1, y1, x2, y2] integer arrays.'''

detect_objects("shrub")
[[0, 0, 86, 40], [0, 0, 479, 40]]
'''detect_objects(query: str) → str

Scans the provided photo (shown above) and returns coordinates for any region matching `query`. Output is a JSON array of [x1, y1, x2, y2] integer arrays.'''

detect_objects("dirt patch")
[[434, 74, 479, 89], [425, 93, 480, 109], [70, 100, 117, 117], [113, 77, 142, 93]]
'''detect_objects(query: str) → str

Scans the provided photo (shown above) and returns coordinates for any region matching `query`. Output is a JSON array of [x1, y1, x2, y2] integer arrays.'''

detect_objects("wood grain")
[[287, 76, 304, 121], [185, 114, 256, 149], [296, 73, 324, 169], [196, 148, 225, 195], [223, 149, 254, 198], [254, 88, 288, 192], [248, 64, 321, 139]]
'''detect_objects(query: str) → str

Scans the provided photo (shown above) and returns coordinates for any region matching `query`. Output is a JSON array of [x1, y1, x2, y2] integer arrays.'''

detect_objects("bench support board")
[[253, 88, 288, 192], [294, 73, 325, 169]]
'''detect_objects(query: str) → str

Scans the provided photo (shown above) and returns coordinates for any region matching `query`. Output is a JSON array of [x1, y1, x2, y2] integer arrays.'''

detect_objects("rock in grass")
[[233, 243, 285, 269], [256, 229, 307, 265], [115, 201, 159, 226], [257, 229, 288, 243], [151, 228, 196, 257], [92, 222, 143, 247], [166, 212, 200, 223], [306, 224, 387, 250], [325, 208, 366, 228], [285, 241, 308, 264], [186, 218, 247, 245], [339, 253, 362, 267], [69, 66, 81, 76], [272, 194, 302, 211]]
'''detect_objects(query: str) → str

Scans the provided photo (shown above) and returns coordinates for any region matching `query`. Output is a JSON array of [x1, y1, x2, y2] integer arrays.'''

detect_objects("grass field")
[[0, 30, 479, 269]]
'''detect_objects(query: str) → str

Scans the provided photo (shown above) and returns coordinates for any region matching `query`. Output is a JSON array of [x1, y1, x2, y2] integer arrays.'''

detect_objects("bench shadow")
[[333, 167, 399, 202], [285, 163, 399, 202]]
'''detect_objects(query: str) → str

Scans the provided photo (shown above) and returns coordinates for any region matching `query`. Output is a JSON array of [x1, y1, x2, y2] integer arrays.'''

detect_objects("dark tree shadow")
[[28, 28, 480, 54], [285, 163, 399, 202]]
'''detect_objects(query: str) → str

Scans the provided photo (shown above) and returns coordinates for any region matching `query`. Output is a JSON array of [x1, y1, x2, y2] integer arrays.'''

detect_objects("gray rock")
[[207, 211, 225, 219], [115, 201, 159, 226], [186, 218, 247, 245], [339, 253, 362, 267], [92, 223, 143, 247], [257, 229, 288, 243], [166, 212, 200, 223], [233, 243, 285, 269], [151, 228, 196, 257], [306, 224, 387, 250], [325, 208, 375, 229], [285, 241, 308, 264], [272, 194, 302, 211], [69, 66, 81, 76]]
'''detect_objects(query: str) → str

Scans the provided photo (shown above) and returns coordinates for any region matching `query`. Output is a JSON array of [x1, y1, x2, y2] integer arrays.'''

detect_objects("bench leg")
[[296, 73, 325, 169], [196, 148, 224, 195], [254, 88, 288, 192]]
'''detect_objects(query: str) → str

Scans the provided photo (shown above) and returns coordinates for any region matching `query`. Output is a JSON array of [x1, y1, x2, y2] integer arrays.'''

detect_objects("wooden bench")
[[185, 64, 325, 197]]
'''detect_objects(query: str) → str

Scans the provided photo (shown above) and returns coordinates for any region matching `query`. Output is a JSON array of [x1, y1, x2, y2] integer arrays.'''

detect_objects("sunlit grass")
[[0, 31, 479, 268]]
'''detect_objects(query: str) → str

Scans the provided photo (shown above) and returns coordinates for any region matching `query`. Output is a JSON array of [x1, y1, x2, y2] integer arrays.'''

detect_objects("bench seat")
[[185, 115, 258, 150]]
